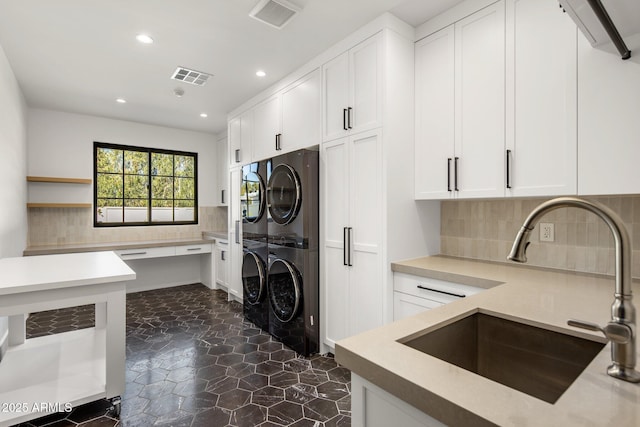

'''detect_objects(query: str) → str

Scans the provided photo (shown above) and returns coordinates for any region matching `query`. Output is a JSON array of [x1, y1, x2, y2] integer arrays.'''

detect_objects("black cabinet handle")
[[343, 227, 348, 266], [235, 149, 240, 163], [343, 109, 348, 131], [221, 250, 225, 261], [275, 133, 282, 151], [454, 157, 459, 191], [417, 285, 465, 298], [506, 149, 512, 189], [347, 107, 353, 129], [347, 227, 353, 267], [221, 189, 225, 204], [447, 158, 452, 192]]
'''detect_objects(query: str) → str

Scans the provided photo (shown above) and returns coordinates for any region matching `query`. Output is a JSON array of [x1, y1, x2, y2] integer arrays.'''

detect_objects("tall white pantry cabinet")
[[321, 19, 440, 350]]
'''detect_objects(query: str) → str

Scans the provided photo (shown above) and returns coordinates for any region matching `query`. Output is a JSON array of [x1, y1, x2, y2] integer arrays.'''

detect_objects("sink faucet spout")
[[508, 197, 640, 383]]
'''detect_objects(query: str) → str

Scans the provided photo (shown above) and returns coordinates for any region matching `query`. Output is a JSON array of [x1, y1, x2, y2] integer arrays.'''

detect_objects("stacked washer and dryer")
[[240, 148, 319, 357]]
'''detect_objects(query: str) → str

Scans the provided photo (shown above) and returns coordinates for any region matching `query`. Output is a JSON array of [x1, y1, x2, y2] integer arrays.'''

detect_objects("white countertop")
[[0, 251, 136, 295], [335, 255, 640, 426]]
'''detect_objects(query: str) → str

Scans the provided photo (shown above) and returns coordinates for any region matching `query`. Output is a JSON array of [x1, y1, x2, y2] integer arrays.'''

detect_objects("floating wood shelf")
[[27, 203, 92, 208], [27, 176, 92, 184]]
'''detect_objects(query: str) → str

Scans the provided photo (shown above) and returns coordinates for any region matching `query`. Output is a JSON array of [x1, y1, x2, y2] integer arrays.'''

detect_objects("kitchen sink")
[[400, 313, 605, 404]]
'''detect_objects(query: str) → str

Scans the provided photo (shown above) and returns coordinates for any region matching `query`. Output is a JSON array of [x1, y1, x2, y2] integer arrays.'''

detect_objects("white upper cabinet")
[[415, 1, 505, 200], [415, 26, 455, 200], [216, 135, 228, 206], [322, 33, 382, 142], [505, 0, 577, 197], [281, 69, 321, 153], [235, 69, 320, 163], [228, 109, 253, 167], [577, 35, 640, 195], [252, 94, 281, 161], [454, 3, 505, 199]]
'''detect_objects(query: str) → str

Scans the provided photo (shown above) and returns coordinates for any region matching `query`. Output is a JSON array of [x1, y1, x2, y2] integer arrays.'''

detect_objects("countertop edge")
[[23, 235, 221, 256]]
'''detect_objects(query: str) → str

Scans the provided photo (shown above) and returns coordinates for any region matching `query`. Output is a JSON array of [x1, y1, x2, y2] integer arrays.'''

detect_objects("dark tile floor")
[[18, 284, 351, 427]]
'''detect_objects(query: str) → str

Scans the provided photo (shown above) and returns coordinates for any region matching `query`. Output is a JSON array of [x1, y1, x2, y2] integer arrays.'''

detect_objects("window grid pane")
[[94, 142, 197, 226]]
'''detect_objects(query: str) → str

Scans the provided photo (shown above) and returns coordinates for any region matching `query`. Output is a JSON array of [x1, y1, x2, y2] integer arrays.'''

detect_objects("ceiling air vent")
[[249, 0, 300, 29], [171, 67, 212, 86]]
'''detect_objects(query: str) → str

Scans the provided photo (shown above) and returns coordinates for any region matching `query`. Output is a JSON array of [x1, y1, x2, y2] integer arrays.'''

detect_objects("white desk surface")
[[0, 251, 136, 296]]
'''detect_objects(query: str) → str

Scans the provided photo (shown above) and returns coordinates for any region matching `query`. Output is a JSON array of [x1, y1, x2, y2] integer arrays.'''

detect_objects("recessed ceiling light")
[[116, 98, 127, 104], [256, 70, 266, 77], [200, 113, 208, 118], [136, 34, 154, 44]]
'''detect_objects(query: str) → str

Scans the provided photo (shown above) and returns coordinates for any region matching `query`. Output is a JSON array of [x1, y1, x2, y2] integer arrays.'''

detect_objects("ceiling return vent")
[[171, 67, 212, 86], [249, 0, 301, 29]]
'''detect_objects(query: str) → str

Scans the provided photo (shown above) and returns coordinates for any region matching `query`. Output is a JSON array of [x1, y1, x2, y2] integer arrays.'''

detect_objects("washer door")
[[242, 251, 266, 305], [241, 165, 266, 224], [267, 164, 301, 225], [268, 258, 302, 323]]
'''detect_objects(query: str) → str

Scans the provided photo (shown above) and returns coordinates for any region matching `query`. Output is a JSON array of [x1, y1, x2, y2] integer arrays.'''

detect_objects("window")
[[94, 142, 198, 226]]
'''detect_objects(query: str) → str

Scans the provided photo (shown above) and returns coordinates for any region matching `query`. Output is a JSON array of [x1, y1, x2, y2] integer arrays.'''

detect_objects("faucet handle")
[[568, 319, 631, 344]]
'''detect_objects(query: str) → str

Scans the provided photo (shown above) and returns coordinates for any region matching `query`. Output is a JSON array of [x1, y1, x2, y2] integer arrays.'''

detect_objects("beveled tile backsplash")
[[440, 196, 640, 278], [27, 206, 228, 246]]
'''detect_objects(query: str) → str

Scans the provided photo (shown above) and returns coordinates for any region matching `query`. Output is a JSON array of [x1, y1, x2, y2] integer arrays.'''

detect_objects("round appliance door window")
[[268, 259, 302, 323], [267, 164, 301, 225], [241, 168, 266, 224], [242, 252, 266, 305]]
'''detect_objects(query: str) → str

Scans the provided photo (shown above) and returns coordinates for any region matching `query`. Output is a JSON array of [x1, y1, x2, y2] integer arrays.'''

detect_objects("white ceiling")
[[0, 0, 463, 135]]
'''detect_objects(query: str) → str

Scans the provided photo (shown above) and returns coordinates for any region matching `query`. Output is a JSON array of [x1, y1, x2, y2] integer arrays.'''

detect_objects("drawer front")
[[393, 273, 482, 305], [394, 292, 443, 321], [116, 246, 176, 260], [175, 243, 212, 256]]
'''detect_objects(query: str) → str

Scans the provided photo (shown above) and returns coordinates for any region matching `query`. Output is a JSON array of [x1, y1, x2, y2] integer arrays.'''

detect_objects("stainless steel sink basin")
[[400, 313, 605, 404]]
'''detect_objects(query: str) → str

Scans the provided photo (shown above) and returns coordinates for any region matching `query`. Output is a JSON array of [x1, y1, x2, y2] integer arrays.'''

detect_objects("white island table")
[[0, 251, 135, 427]]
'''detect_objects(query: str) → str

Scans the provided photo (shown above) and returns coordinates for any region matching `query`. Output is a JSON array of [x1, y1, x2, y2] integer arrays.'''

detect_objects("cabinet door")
[[506, 0, 577, 197], [348, 130, 382, 336], [217, 136, 228, 206], [229, 110, 253, 166], [414, 25, 455, 200], [321, 137, 350, 347], [322, 51, 349, 142], [253, 94, 281, 161], [215, 243, 228, 287], [229, 116, 241, 167], [577, 34, 640, 195], [281, 69, 321, 153], [228, 167, 243, 301], [393, 292, 443, 321], [349, 34, 382, 134], [454, 2, 505, 199]]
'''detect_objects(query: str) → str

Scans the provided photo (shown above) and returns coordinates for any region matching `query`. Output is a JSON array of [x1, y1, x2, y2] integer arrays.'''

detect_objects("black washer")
[[268, 258, 302, 323], [267, 164, 301, 225], [242, 251, 266, 306]]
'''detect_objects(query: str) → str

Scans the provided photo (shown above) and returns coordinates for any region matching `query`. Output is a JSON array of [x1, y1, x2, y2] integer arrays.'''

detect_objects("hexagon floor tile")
[[16, 284, 352, 427]]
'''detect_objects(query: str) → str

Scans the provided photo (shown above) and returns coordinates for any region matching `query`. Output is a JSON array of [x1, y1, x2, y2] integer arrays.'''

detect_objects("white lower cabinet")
[[215, 240, 228, 289], [351, 374, 445, 427], [393, 273, 483, 321]]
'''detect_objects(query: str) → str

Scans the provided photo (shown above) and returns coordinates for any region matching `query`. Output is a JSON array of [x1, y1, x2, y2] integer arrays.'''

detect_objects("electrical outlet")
[[539, 223, 554, 242]]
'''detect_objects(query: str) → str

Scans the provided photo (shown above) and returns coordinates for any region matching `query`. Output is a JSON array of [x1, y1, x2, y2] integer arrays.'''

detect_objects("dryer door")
[[268, 258, 302, 322], [242, 251, 266, 305], [267, 164, 301, 225], [241, 164, 266, 224]]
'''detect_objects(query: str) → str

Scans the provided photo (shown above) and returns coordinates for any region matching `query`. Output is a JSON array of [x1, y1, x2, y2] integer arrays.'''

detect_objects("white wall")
[[27, 109, 217, 206], [0, 42, 28, 357]]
